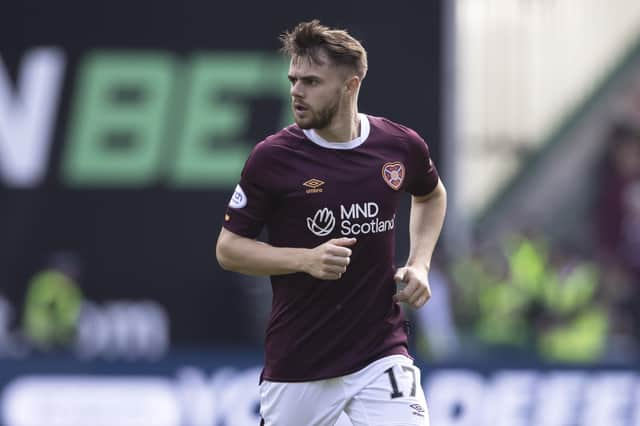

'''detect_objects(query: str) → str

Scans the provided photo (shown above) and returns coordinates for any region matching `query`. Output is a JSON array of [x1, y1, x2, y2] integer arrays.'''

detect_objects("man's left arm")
[[394, 179, 447, 308]]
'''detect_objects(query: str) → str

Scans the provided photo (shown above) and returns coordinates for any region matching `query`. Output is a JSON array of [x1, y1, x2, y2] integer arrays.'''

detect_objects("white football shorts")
[[259, 355, 429, 426]]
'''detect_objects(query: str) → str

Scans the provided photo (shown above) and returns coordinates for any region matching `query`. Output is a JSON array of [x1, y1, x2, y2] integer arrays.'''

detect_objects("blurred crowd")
[[594, 119, 640, 362], [414, 78, 640, 366]]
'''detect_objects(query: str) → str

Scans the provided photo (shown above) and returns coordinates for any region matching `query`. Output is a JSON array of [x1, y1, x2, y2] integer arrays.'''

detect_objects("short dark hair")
[[280, 20, 368, 80]]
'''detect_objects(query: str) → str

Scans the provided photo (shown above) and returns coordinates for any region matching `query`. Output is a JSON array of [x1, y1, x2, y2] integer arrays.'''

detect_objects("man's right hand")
[[303, 238, 357, 280]]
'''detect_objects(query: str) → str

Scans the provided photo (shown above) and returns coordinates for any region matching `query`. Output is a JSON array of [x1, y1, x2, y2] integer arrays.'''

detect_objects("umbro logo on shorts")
[[410, 402, 425, 417], [410, 403, 424, 413]]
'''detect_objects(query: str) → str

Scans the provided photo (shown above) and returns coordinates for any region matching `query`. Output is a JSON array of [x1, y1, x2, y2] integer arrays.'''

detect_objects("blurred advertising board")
[[0, 351, 638, 426], [0, 1, 442, 347]]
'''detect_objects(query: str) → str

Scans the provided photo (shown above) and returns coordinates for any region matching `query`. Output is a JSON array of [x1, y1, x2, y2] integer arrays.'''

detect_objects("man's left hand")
[[393, 266, 431, 308]]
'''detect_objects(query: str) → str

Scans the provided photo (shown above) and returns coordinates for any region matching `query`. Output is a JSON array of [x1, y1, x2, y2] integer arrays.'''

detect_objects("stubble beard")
[[294, 94, 341, 131]]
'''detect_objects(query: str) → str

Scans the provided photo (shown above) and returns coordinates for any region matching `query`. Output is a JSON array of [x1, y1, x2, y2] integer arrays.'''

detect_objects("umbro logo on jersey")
[[382, 162, 405, 190], [303, 178, 325, 194]]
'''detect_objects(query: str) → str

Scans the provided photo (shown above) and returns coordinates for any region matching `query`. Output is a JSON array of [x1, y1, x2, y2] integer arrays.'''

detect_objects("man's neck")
[[314, 110, 361, 143]]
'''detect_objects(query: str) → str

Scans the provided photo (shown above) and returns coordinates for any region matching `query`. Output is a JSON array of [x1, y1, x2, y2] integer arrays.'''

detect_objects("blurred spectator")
[[596, 123, 640, 272], [600, 262, 640, 362], [448, 233, 608, 363], [595, 122, 640, 360], [22, 252, 84, 351]]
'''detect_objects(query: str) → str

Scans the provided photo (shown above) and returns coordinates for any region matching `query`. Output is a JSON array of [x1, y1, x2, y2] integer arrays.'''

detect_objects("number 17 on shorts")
[[342, 361, 429, 425]]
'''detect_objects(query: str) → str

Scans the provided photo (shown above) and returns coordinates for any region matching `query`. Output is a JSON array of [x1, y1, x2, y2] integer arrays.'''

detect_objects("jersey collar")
[[302, 113, 370, 150]]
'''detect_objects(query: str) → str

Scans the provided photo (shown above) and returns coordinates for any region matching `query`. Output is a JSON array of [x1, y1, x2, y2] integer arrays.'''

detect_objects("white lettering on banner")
[[74, 301, 169, 361], [579, 373, 635, 426], [176, 366, 268, 426], [0, 296, 168, 361], [633, 390, 640, 426], [175, 367, 226, 426], [425, 369, 640, 426], [3, 377, 180, 426], [214, 367, 263, 426], [532, 372, 585, 425], [0, 48, 65, 187], [427, 370, 486, 426], [2, 368, 640, 425], [486, 372, 536, 426]]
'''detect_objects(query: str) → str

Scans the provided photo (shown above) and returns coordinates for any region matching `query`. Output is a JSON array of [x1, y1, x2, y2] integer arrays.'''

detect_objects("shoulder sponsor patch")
[[229, 185, 247, 209]]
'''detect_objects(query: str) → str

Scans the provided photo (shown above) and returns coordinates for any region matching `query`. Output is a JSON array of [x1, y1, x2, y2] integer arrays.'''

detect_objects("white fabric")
[[260, 355, 429, 426], [302, 113, 371, 150]]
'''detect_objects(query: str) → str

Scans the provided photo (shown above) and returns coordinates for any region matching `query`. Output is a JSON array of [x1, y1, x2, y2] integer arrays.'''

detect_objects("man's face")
[[288, 51, 348, 130]]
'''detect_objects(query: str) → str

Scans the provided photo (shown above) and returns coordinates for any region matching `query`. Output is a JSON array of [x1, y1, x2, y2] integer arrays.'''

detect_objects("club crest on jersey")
[[229, 185, 247, 209], [382, 162, 405, 190]]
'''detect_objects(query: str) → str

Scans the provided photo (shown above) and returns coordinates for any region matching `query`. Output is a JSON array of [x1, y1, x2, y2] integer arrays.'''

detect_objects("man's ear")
[[345, 75, 361, 94]]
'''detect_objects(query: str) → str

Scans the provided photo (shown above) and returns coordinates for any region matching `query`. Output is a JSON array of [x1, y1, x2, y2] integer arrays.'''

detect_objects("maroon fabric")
[[223, 115, 439, 381]]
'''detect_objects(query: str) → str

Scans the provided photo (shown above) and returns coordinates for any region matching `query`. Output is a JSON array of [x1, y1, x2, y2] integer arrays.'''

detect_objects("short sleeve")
[[222, 143, 275, 238], [404, 130, 440, 196]]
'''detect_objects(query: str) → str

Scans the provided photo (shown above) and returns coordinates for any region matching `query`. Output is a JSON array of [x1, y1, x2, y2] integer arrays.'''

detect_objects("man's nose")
[[290, 81, 303, 98]]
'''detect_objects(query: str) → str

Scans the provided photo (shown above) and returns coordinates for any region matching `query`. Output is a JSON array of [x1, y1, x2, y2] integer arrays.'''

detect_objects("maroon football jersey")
[[223, 114, 439, 381]]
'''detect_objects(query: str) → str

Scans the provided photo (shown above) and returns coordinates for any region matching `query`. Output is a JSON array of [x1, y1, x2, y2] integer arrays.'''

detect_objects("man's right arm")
[[216, 228, 356, 280]]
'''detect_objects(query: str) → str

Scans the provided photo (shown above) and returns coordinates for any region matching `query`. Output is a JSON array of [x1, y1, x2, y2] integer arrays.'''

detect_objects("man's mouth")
[[294, 103, 309, 112]]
